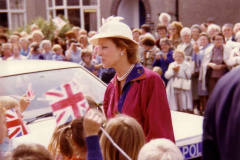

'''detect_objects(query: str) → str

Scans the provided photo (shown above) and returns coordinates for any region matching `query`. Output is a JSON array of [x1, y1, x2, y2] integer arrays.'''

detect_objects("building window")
[[0, 0, 26, 30], [46, 0, 100, 32]]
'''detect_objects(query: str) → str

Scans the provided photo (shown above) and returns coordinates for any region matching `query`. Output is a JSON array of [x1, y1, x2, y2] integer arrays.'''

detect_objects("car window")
[[0, 67, 106, 121]]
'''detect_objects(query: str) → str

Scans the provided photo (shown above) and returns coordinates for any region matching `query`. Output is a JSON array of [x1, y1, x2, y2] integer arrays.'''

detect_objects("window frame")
[[46, 0, 100, 31], [0, 0, 27, 30]]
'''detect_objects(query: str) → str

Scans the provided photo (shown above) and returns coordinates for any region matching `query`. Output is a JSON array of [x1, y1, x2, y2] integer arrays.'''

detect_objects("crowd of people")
[[1, 13, 240, 114], [1, 12, 240, 160]]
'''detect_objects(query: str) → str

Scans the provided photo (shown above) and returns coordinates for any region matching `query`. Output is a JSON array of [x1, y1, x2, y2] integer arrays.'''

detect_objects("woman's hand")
[[83, 109, 103, 137], [172, 66, 180, 72], [162, 54, 167, 61], [156, 54, 161, 60], [19, 94, 30, 113], [208, 63, 216, 69], [193, 43, 199, 53]]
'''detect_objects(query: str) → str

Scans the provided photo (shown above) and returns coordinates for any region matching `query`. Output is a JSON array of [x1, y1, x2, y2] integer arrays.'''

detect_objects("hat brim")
[[88, 33, 139, 47]]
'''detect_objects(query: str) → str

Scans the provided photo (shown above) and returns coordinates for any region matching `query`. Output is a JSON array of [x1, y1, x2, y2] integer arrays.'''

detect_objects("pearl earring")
[[120, 52, 123, 56]]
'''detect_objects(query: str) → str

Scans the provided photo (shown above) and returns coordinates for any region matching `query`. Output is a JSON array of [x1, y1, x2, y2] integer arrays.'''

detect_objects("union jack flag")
[[5, 109, 29, 139], [45, 80, 89, 126], [26, 83, 35, 101]]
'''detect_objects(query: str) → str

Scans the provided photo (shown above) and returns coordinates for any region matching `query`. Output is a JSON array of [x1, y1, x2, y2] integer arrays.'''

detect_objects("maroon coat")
[[103, 67, 175, 142]]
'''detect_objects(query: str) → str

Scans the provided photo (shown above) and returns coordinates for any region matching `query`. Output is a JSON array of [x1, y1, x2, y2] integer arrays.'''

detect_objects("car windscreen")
[[0, 67, 106, 121]]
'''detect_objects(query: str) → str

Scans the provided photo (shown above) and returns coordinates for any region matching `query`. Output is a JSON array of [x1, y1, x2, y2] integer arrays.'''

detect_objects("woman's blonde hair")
[[0, 96, 19, 110], [138, 138, 183, 160], [109, 37, 140, 64], [170, 21, 183, 37], [173, 49, 185, 59], [100, 115, 145, 160]]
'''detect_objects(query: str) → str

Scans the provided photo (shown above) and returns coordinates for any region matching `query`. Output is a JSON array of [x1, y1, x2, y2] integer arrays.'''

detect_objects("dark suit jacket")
[[203, 67, 240, 160]]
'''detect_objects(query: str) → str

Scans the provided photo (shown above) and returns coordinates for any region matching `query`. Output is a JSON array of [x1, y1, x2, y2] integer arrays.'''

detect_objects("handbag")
[[173, 71, 191, 90], [172, 77, 183, 89]]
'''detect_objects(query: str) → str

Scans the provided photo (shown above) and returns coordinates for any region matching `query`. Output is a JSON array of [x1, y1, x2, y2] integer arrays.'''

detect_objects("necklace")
[[117, 64, 135, 81]]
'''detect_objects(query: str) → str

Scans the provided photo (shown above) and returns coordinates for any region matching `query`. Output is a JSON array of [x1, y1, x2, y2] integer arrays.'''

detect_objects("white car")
[[0, 60, 203, 159]]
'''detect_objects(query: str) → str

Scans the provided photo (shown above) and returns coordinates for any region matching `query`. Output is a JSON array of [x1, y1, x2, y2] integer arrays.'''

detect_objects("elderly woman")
[[169, 21, 183, 49], [89, 16, 175, 142], [234, 23, 240, 36], [32, 30, 44, 45], [193, 33, 213, 113], [159, 13, 171, 27], [165, 49, 192, 111], [40, 40, 53, 60], [191, 24, 202, 45], [141, 35, 160, 70], [1, 43, 12, 60], [153, 38, 174, 85], [207, 24, 221, 39], [200, 32, 232, 95], [155, 24, 168, 49], [227, 31, 240, 70], [19, 37, 30, 56], [177, 27, 193, 57]]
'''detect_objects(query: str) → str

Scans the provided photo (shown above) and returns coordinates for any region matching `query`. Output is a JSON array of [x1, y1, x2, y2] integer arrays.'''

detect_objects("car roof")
[[0, 60, 82, 77]]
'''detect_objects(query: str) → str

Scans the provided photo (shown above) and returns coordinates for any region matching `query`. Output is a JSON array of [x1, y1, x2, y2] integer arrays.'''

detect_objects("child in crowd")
[[41, 40, 53, 60], [84, 109, 145, 160], [10, 144, 53, 160], [80, 49, 98, 76], [48, 95, 104, 160], [52, 44, 65, 61], [138, 138, 183, 160], [0, 96, 30, 158]]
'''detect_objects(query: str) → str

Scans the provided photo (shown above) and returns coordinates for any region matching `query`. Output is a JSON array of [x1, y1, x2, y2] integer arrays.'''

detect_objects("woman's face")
[[209, 28, 216, 38], [13, 46, 20, 55], [160, 41, 170, 53], [200, 36, 209, 47], [98, 38, 122, 68], [11, 37, 19, 44], [235, 26, 240, 34], [170, 25, 178, 36], [174, 52, 184, 64], [201, 25, 208, 33], [214, 35, 224, 47], [162, 16, 169, 25], [191, 28, 200, 39], [0, 113, 6, 144], [83, 54, 91, 63], [20, 40, 29, 48], [181, 33, 191, 43], [33, 34, 42, 43], [157, 29, 167, 38]]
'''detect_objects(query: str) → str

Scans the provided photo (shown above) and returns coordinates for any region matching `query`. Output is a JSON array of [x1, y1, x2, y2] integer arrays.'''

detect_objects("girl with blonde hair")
[[84, 110, 145, 160]]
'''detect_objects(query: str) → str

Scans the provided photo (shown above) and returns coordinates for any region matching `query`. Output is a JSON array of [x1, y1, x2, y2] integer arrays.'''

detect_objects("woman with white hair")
[[227, 31, 240, 70], [165, 49, 192, 111], [32, 30, 44, 45], [40, 40, 53, 60], [233, 23, 240, 35], [19, 37, 30, 56], [207, 24, 221, 39], [177, 27, 193, 57], [138, 138, 183, 160], [159, 12, 171, 32]]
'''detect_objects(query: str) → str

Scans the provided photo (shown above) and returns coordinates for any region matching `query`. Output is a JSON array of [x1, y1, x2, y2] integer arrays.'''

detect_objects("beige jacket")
[[199, 44, 232, 91]]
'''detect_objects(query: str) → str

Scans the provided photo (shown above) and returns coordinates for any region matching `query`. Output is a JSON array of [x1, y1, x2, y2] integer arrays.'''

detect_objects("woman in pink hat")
[[89, 16, 175, 142]]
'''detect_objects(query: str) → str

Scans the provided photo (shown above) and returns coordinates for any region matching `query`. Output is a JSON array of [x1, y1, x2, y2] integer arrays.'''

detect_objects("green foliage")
[[11, 16, 73, 42]]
